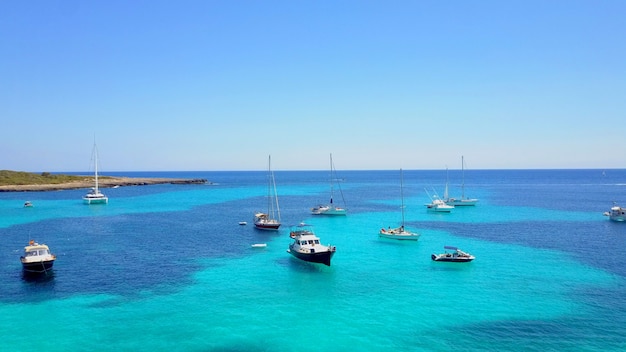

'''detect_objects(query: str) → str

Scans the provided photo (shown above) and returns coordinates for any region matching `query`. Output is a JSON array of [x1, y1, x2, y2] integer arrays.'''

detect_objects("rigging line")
[[330, 154, 347, 208]]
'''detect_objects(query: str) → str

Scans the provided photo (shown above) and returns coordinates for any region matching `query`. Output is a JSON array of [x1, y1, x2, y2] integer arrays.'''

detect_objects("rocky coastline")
[[0, 177, 208, 192]]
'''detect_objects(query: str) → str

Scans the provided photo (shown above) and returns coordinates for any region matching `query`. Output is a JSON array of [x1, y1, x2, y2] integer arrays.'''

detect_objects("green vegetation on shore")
[[0, 170, 103, 186]]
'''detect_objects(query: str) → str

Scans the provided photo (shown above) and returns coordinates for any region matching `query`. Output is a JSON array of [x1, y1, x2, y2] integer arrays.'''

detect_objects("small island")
[[0, 170, 207, 192]]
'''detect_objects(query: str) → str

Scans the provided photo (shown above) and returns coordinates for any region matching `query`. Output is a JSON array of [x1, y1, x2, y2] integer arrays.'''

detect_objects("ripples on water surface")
[[1, 169, 625, 351]]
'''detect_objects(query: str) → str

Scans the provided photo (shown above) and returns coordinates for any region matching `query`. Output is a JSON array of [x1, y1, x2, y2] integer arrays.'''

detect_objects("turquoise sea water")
[[1, 169, 625, 351]]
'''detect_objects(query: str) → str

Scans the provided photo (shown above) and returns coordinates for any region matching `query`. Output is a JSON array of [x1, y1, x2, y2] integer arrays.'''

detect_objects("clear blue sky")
[[1, 0, 624, 171]]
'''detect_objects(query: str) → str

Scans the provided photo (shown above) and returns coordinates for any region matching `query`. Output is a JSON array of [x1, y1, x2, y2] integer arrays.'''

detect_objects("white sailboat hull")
[[380, 169, 421, 241], [379, 228, 420, 241], [446, 198, 478, 206], [311, 205, 346, 216], [311, 154, 347, 216], [254, 156, 281, 230], [444, 156, 478, 206]]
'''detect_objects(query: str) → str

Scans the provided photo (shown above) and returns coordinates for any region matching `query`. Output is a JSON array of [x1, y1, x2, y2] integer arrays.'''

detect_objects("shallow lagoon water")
[[1, 169, 625, 351]]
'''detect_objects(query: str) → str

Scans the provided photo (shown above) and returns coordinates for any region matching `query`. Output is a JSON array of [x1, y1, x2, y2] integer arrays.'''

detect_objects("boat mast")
[[329, 153, 334, 205], [93, 141, 99, 194], [328, 153, 347, 209], [267, 155, 273, 217], [400, 168, 405, 227], [461, 155, 465, 200], [444, 167, 449, 200], [272, 159, 281, 221], [268, 155, 280, 221]]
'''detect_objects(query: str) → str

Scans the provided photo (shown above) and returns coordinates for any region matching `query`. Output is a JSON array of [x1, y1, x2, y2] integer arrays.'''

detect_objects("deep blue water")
[[1, 169, 625, 351]]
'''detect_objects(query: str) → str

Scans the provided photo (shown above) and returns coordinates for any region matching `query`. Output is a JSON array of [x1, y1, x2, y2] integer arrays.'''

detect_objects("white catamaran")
[[83, 141, 108, 205]]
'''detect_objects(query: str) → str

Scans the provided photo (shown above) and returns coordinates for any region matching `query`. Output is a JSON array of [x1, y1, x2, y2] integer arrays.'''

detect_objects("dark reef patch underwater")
[[1, 169, 625, 351]]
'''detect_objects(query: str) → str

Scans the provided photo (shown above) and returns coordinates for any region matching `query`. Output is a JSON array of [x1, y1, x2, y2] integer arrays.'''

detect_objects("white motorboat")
[[20, 240, 56, 274], [604, 203, 626, 222], [425, 188, 453, 212], [426, 198, 454, 212], [287, 224, 336, 266], [431, 246, 475, 262], [425, 192, 454, 212]]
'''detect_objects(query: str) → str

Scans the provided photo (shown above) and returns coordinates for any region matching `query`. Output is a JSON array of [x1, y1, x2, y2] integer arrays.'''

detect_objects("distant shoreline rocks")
[[0, 177, 208, 192]]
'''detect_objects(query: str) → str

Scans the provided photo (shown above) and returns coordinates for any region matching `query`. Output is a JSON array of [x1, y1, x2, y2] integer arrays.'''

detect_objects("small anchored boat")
[[254, 155, 281, 230], [443, 156, 479, 206], [431, 246, 475, 262], [425, 197, 454, 212], [424, 188, 453, 213], [604, 203, 625, 222], [379, 169, 420, 241], [83, 140, 108, 205], [287, 224, 336, 266], [310, 153, 347, 216], [20, 240, 56, 274], [379, 226, 420, 241]]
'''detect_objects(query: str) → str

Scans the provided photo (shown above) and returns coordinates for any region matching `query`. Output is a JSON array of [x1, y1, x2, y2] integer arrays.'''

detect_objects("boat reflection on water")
[[22, 269, 55, 283]]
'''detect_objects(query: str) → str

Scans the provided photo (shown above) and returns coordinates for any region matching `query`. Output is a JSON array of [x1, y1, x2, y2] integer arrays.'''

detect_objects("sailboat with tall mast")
[[254, 155, 281, 230], [379, 169, 420, 240], [444, 155, 478, 206], [311, 153, 347, 216], [83, 141, 108, 204]]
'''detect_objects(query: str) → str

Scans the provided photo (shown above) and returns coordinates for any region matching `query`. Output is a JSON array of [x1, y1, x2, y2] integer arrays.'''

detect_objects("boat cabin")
[[611, 206, 625, 216], [24, 243, 52, 258], [294, 236, 321, 247]]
